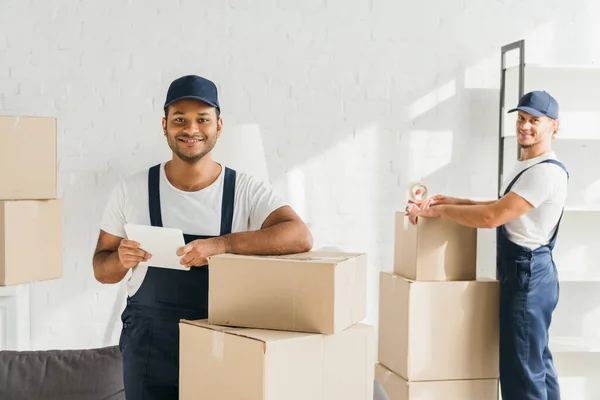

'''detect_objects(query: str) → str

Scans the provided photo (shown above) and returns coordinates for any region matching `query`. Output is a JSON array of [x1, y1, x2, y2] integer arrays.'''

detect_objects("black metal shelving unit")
[[498, 39, 525, 195]]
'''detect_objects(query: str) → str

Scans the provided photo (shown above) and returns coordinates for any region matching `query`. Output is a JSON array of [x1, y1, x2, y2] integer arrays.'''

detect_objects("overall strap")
[[503, 158, 569, 197], [220, 167, 237, 236], [541, 159, 569, 178], [148, 164, 163, 227]]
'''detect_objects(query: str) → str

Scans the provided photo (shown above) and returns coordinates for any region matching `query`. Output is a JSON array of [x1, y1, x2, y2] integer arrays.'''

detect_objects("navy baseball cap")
[[164, 75, 220, 112], [508, 90, 558, 119]]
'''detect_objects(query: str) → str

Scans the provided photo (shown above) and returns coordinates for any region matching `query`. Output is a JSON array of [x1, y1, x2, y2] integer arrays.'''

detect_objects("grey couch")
[[0, 346, 125, 400]]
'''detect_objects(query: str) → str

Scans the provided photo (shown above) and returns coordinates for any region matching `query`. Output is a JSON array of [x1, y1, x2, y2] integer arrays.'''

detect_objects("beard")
[[166, 129, 218, 164], [518, 134, 546, 149], [519, 140, 539, 149]]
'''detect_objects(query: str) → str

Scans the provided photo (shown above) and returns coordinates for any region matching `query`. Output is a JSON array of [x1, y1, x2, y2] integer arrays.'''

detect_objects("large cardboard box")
[[179, 320, 376, 400], [394, 212, 477, 281], [0, 200, 62, 286], [0, 116, 57, 200], [208, 252, 366, 334], [378, 272, 499, 381], [374, 363, 498, 400]]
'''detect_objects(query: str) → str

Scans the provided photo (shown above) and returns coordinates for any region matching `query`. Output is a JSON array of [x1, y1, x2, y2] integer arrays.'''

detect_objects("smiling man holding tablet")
[[92, 74, 313, 400]]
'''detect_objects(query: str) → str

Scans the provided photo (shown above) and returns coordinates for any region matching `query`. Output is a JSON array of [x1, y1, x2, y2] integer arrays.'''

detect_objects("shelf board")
[[502, 134, 600, 141], [564, 206, 600, 212], [558, 271, 600, 282], [550, 336, 600, 353], [507, 63, 600, 71]]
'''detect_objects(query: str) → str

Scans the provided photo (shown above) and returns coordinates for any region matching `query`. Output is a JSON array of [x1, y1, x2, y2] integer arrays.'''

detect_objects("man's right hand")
[[117, 239, 152, 269]]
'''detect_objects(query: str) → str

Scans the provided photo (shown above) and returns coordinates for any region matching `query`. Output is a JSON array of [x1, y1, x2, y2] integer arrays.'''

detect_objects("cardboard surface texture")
[[393, 212, 477, 281], [179, 320, 376, 400], [0, 116, 57, 200], [378, 272, 499, 381], [208, 251, 367, 334], [0, 200, 63, 286], [374, 363, 499, 400]]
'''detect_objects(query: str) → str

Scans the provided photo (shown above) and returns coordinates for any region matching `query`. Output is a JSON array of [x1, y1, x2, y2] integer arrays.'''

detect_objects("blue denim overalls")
[[119, 164, 236, 399], [497, 159, 568, 400]]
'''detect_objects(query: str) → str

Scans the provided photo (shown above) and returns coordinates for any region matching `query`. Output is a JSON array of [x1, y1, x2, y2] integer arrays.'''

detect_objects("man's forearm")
[[93, 251, 129, 284], [460, 198, 496, 206], [219, 221, 313, 255], [437, 204, 495, 229]]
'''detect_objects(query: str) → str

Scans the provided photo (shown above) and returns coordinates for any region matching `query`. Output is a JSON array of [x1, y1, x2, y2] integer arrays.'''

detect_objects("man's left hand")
[[176, 237, 227, 268]]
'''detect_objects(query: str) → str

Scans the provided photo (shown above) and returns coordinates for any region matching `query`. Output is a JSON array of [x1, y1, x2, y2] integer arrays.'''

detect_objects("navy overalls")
[[119, 164, 236, 400], [496, 159, 568, 400]]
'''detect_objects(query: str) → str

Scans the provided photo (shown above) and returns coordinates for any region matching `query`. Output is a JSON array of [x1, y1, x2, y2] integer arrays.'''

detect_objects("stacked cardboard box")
[[0, 116, 62, 286], [375, 212, 500, 399], [179, 251, 376, 400]]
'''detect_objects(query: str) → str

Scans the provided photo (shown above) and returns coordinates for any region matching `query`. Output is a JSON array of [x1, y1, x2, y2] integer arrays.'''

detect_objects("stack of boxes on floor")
[[0, 116, 62, 287], [178, 252, 376, 400], [375, 212, 500, 399]]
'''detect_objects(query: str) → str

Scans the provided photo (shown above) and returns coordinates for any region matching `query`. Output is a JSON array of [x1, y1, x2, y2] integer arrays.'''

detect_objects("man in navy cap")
[[92, 74, 313, 399], [412, 90, 568, 400]]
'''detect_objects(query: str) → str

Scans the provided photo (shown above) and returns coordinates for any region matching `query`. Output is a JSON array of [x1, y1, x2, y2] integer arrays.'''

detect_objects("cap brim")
[[507, 106, 546, 117], [164, 96, 220, 110]]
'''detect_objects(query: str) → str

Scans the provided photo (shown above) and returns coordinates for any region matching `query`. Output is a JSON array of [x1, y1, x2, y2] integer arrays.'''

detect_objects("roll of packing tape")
[[409, 182, 428, 203]]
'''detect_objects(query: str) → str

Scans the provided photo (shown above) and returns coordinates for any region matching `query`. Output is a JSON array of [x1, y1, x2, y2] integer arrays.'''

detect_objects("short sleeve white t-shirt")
[[100, 162, 287, 296], [499, 151, 568, 250]]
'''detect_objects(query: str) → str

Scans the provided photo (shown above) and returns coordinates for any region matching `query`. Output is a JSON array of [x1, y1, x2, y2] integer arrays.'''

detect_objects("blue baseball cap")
[[508, 90, 558, 119], [164, 75, 220, 112]]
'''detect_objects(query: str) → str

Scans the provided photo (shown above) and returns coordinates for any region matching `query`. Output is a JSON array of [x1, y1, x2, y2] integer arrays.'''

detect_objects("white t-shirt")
[[100, 162, 287, 296], [499, 151, 568, 250]]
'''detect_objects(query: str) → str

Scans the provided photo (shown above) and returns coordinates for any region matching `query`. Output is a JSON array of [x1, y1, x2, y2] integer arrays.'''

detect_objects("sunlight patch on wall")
[[286, 166, 307, 223], [406, 130, 453, 181], [211, 123, 270, 183], [408, 80, 456, 120], [280, 122, 381, 241]]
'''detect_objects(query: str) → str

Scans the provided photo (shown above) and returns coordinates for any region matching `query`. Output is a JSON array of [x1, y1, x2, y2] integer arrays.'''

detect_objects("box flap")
[[208, 251, 364, 265], [180, 319, 317, 343]]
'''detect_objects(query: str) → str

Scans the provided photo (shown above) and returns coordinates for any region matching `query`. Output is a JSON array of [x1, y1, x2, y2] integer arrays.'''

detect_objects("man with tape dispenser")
[[408, 91, 568, 400], [92, 74, 313, 400]]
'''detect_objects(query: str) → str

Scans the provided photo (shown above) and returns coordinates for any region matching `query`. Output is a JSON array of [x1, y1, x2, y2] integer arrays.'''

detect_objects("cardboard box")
[[378, 272, 499, 381], [0, 116, 57, 200], [393, 212, 477, 281], [374, 363, 498, 400], [179, 320, 376, 400], [207, 252, 366, 334], [0, 200, 62, 286]]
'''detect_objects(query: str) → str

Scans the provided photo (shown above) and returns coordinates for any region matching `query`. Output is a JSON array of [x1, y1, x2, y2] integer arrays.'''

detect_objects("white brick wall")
[[0, 0, 597, 353]]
